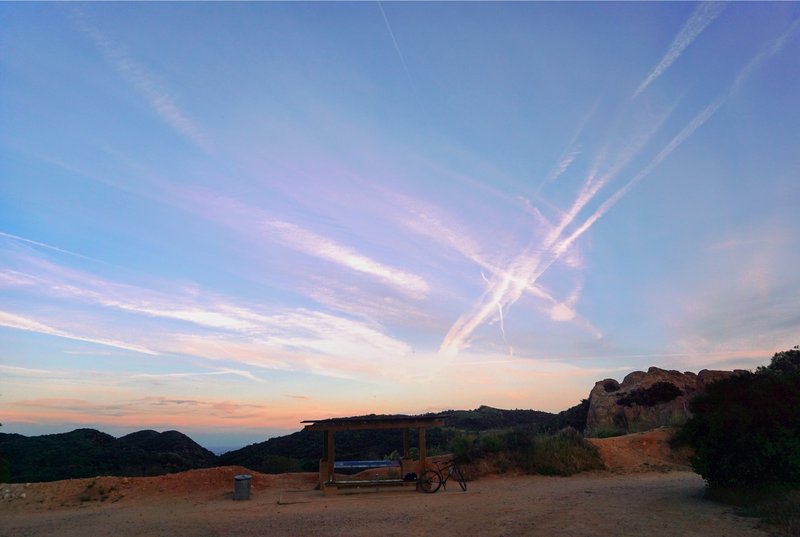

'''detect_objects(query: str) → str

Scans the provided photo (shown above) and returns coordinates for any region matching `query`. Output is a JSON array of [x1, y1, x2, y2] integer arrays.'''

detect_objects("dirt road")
[[0, 470, 766, 537]]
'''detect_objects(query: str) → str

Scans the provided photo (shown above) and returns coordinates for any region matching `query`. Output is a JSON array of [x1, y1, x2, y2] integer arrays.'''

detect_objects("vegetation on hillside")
[[547, 399, 590, 432], [453, 426, 604, 477], [218, 406, 558, 474]]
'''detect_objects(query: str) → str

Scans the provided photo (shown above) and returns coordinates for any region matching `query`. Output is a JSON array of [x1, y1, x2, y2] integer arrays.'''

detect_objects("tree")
[[758, 346, 800, 375]]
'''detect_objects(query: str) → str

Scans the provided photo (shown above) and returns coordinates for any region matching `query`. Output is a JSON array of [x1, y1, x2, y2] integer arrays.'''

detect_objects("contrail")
[[633, 2, 726, 99], [442, 10, 798, 357], [73, 13, 212, 153], [730, 16, 800, 95], [556, 98, 724, 259], [441, 94, 717, 356], [0, 231, 108, 264], [377, 1, 417, 93]]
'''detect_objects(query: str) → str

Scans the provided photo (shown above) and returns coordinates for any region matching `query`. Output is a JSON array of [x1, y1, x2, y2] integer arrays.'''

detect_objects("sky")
[[1, 2, 799, 450]]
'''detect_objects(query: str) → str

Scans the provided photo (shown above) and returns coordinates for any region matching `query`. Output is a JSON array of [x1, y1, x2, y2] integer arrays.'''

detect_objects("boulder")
[[584, 367, 739, 437]]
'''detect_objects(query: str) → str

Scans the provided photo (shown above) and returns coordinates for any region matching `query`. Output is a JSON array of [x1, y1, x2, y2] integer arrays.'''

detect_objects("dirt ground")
[[0, 429, 769, 537]]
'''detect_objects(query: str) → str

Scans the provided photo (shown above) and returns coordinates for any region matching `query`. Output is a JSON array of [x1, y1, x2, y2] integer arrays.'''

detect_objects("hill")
[[0, 428, 216, 483]]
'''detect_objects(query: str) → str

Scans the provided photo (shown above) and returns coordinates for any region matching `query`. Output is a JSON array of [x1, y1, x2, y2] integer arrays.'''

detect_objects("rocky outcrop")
[[584, 367, 740, 437]]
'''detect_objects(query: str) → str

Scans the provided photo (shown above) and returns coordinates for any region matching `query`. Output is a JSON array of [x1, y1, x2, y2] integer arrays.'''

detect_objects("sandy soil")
[[0, 429, 768, 537]]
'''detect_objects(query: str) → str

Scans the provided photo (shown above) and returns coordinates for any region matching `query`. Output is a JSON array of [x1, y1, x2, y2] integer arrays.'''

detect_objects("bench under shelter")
[[302, 414, 445, 493]]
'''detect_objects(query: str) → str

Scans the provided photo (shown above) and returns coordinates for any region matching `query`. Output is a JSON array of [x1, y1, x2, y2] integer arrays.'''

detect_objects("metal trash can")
[[233, 474, 252, 500]]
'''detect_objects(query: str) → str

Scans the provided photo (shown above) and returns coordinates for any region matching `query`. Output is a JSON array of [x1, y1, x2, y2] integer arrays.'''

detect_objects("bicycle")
[[418, 458, 467, 493]]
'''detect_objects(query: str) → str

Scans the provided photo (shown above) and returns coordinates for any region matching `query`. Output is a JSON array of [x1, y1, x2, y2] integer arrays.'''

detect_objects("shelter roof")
[[301, 414, 445, 431]]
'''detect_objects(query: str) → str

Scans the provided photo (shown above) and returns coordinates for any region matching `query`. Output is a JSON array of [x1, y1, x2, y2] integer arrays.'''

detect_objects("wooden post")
[[418, 427, 426, 473], [402, 429, 410, 459], [326, 430, 335, 484]]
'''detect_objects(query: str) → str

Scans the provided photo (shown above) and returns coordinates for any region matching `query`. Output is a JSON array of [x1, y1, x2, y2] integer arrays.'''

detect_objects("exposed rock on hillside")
[[585, 367, 739, 437]]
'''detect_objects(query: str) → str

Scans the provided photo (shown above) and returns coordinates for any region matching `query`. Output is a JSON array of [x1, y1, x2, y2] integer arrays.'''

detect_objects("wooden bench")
[[331, 460, 411, 488], [333, 460, 400, 471]]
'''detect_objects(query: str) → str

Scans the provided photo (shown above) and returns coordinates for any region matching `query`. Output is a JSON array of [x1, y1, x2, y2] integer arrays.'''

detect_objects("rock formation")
[[584, 367, 740, 437]]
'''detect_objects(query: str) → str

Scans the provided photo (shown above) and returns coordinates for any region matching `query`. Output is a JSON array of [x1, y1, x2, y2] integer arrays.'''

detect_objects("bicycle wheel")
[[452, 464, 467, 491], [418, 469, 442, 493]]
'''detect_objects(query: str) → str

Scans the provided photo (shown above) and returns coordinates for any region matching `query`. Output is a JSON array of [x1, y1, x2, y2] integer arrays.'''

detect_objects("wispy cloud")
[[2, 395, 296, 430], [0, 310, 159, 355], [132, 369, 264, 383], [0, 364, 61, 377], [396, 198, 487, 268], [298, 275, 434, 326], [633, 2, 727, 99], [74, 14, 212, 153], [263, 219, 430, 298], [1, 251, 414, 379], [178, 190, 430, 299], [545, 149, 580, 185]]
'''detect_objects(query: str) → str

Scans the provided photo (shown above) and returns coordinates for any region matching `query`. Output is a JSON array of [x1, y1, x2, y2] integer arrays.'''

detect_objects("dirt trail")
[[588, 427, 693, 473]]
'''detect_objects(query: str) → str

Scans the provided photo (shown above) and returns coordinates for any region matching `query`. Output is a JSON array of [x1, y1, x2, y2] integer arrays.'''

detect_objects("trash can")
[[233, 474, 252, 500]]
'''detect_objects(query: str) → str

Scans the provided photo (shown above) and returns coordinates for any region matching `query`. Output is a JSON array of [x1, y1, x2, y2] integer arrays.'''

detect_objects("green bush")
[[450, 433, 474, 463], [463, 427, 603, 477], [478, 432, 507, 454], [519, 428, 605, 476], [678, 348, 800, 488]]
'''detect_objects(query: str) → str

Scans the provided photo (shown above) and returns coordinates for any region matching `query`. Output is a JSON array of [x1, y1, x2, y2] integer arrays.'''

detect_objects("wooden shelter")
[[302, 414, 445, 493]]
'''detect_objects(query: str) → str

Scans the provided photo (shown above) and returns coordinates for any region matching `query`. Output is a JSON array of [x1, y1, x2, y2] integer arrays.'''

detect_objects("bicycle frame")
[[418, 459, 467, 493]]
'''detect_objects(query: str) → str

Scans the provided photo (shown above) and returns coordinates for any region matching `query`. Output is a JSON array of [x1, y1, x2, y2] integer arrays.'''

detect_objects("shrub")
[[678, 348, 800, 488], [463, 427, 603, 477], [520, 428, 605, 476], [617, 382, 683, 407], [450, 433, 474, 464]]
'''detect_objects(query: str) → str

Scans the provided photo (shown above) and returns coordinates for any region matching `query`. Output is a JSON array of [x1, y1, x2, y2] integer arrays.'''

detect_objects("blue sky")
[[1, 2, 799, 449]]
